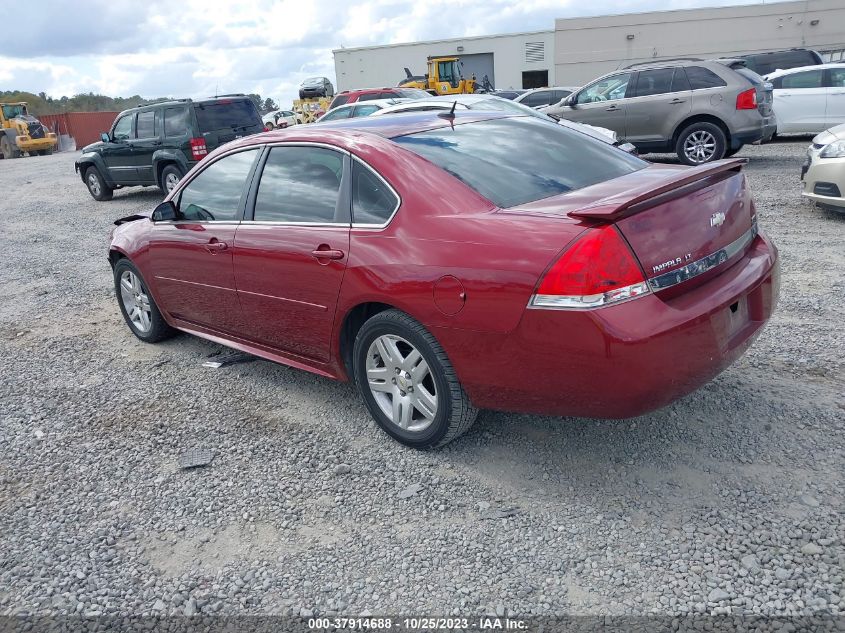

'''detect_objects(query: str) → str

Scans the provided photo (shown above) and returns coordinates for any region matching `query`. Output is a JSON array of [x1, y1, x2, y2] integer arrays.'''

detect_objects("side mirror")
[[100, 132, 110, 143], [564, 94, 577, 107], [151, 200, 177, 222]]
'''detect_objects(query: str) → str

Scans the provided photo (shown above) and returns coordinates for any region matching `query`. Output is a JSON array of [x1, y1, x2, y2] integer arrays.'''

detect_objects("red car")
[[109, 111, 779, 449], [327, 87, 431, 110]]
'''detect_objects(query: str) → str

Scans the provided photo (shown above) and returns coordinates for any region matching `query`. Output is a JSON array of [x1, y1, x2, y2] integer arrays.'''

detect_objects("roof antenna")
[[438, 100, 458, 122]]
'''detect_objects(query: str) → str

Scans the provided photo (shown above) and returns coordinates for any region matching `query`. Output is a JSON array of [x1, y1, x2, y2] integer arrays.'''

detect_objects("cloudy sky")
[[2, 0, 760, 107]]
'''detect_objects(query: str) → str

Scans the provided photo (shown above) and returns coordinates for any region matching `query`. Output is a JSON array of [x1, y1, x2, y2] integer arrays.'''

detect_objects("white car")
[[514, 87, 580, 109], [263, 109, 298, 129], [316, 98, 409, 123], [372, 94, 634, 151], [764, 63, 845, 134], [801, 122, 845, 211]]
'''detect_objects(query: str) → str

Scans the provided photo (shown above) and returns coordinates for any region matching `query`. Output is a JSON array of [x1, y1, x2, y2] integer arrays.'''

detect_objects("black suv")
[[75, 95, 263, 201]]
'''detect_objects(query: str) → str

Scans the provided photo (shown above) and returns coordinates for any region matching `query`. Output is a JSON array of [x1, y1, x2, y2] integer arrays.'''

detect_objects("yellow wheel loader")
[[399, 56, 477, 95], [0, 102, 58, 159]]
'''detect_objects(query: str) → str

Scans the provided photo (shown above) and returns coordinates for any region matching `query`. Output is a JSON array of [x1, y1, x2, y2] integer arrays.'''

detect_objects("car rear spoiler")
[[569, 158, 747, 222]]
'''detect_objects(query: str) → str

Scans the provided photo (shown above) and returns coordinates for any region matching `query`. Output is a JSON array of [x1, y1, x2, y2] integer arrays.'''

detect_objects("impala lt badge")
[[710, 212, 726, 227]]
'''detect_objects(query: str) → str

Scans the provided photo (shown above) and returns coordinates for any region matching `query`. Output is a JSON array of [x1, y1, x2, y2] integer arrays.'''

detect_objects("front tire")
[[113, 259, 175, 343], [675, 122, 726, 165], [84, 166, 113, 201], [1, 137, 20, 159], [353, 309, 478, 449]]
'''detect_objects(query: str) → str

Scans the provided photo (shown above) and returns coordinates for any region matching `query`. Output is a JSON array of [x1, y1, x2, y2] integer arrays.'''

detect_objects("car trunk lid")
[[568, 159, 755, 295]]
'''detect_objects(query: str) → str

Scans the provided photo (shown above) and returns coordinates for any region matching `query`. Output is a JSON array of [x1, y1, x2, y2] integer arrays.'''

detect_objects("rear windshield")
[[741, 51, 819, 76], [194, 100, 260, 132], [733, 67, 765, 87], [393, 117, 646, 208]]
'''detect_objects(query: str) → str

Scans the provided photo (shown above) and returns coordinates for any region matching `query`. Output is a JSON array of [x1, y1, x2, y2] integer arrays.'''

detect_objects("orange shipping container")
[[39, 112, 118, 149]]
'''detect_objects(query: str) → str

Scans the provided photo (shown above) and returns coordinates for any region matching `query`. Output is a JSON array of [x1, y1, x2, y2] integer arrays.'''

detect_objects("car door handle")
[[604, 105, 620, 111], [669, 98, 686, 104], [204, 240, 228, 253], [311, 248, 345, 260]]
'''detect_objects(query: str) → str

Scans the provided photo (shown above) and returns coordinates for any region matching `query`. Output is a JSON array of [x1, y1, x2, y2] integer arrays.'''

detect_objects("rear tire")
[[265, 121, 275, 130], [113, 258, 175, 343], [675, 122, 726, 166], [353, 309, 478, 449], [160, 164, 183, 194], [84, 166, 113, 201]]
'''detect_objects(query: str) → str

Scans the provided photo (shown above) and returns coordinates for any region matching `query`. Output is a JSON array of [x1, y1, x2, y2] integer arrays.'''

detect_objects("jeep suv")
[[75, 95, 263, 201], [547, 60, 772, 165]]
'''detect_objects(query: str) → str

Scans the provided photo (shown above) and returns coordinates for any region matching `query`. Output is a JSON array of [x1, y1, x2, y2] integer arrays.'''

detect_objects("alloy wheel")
[[365, 334, 438, 432], [119, 270, 152, 333], [164, 172, 180, 193], [87, 173, 101, 197], [683, 130, 717, 164]]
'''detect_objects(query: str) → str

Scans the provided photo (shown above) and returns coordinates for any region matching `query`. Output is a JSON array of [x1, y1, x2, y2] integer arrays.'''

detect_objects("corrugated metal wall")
[[39, 112, 118, 149]]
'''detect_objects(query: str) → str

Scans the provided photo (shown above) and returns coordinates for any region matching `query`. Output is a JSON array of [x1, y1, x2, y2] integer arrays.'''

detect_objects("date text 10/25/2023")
[[307, 617, 528, 630]]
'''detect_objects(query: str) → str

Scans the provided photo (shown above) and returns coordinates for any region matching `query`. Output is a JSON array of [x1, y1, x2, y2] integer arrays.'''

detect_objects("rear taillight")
[[263, 125, 270, 132], [530, 226, 650, 309], [736, 88, 757, 110], [189, 137, 208, 160]]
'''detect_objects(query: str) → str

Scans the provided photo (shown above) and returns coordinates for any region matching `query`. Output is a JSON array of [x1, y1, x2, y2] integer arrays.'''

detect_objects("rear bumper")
[[440, 233, 779, 418]]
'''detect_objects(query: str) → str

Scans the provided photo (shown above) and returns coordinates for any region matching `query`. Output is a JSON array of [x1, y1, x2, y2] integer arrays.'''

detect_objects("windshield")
[[2, 104, 25, 118], [194, 100, 261, 132], [465, 98, 553, 122], [393, 117, 645, 208], [396, 88, 432, 100]]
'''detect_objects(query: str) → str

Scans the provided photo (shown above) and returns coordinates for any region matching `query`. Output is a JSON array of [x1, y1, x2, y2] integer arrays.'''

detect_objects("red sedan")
[[109, 111, 779, 449]]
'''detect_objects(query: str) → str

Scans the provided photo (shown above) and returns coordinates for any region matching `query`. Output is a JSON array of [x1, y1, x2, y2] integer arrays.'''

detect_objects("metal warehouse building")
[[332, 0, 845, 92]]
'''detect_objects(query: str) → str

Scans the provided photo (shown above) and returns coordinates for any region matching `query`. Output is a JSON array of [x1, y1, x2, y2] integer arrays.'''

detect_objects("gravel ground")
[[0, 142, 843, 625]]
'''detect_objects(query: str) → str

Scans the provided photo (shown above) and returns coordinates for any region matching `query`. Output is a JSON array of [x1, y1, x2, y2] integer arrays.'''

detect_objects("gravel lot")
[[0, 141, 843, 624]]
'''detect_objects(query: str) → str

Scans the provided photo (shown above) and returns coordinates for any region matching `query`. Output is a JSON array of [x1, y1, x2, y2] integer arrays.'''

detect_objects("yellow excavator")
[[399, 56, 478, 95], [0, 102, 58, 159]]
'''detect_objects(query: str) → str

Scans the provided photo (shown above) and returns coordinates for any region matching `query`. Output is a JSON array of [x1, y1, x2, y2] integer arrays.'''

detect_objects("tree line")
[[0, 91, 280, 115]]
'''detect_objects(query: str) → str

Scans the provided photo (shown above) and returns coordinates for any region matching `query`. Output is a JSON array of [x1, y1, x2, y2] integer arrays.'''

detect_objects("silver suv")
[[547, 59, 773, 165]]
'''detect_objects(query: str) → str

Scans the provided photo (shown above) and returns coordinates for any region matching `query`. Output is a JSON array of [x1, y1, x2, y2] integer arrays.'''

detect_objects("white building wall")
[[333, 31, 555, 92], [554, 0, 845, 86]]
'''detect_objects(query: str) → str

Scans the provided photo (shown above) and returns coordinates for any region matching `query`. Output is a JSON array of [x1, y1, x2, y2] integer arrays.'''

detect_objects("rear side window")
[[780, 69, 823, 89], [194, 100, 260, 133], [378, 91, 396, 99], [164, 107, 189, 137], [253, 147, 343, 223], [830, 68, 845, 88], [352, 160, 398, 225], [393, 118, 645, 208], [136, 111, 156, 139], [685, 66, 727, 89], [632, 68, 675, 97], [177, 149, 259, 222], [357, 93, 381, 102]]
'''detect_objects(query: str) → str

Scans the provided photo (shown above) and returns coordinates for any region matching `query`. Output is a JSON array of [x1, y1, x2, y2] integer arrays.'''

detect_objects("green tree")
[[261, 97, 278, 114]]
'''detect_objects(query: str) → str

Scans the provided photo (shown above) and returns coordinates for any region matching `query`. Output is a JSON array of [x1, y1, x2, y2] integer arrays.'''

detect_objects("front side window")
[[352, 104, 379, 117], [357, 93, 381, 102], [685, 66, 727, 90], [394, 117, 645, 208], [177, 149, 258, 222], [164, 107, 188, 137], [633, 68, 675, 97], [320, 108, 351, 122], [352, 160, 398, 225], [253, 146, 344, 223], [330, 95, 350, 109], [439, 61, 457, 83], [136, 111, 156, 139], [781, 69, 823, 89], [112, 115, 133, 141], [576, 73, 632, 104]]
